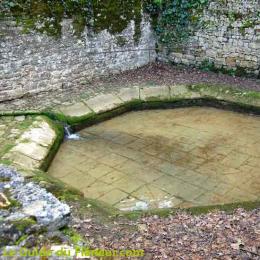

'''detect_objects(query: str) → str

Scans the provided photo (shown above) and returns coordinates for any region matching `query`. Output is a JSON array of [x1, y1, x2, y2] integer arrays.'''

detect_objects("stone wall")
[[159, 0, 260, 77], [1, 0, 259, 104], [0, 16, 156, 102]]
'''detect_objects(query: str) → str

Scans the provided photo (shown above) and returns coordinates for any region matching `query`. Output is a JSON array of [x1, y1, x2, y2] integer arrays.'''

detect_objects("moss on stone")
[[0, 142, 15, 161], [187, 83, 260, 102], [48, 100, 144, 131], [31, 170, 83, 202], [0, 176, 10, 182], [62, 227, 85, 245], [12, 218, 37, 232], [0, 111, 40, 117], [0, 159, 12, 166], [0, 116, 36, 165], [0, 144, 15, 159], [49, 86, 259, 132], [16, 117, 34, 130], [31, 170, 119, 223], [15, 234, 29, 245], [49, 111, 96, 128], [116, 36, 128, 47], [7, 198, 21, 209], [198, 58, 259, 78], [2, 0, 146, 41], [239, 19, 256, 35], [38, 116, 64, 172], [123, 200, 260, 220]]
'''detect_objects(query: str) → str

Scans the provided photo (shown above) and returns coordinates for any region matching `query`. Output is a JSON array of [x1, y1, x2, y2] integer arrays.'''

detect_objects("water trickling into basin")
[[64, 125, 81, 140], [49, 108, 260, 211]]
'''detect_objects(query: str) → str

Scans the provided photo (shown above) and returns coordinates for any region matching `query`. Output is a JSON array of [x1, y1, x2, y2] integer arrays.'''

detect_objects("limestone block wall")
[[0, 0, 259, 104], [0, 17, 156, 102], [159, 0, 260, 77]]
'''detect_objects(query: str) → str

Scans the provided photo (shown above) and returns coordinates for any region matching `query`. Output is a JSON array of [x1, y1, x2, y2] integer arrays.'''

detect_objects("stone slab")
[[11, 142, 49, 161], [140, 86, 170, 101], [19, 121, 56, 147], [14, 115, 25, 122], [59, 102, 93, 117], [115, 197, 148, 211], [1, 116, 58, 171], [85, 94, 124, 113], [170, 85, 201, 99], [99, 189, 129, 205], [4, 152, 41, 170], [116, 86, 140, 102]]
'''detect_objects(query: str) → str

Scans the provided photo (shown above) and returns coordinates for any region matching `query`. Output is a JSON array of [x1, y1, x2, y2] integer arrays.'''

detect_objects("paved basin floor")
[[48, 108, 260, 210]]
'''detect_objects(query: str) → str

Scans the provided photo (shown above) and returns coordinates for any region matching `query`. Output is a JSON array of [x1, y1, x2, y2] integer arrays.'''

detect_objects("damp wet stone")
[[48, 107, 260, 211]]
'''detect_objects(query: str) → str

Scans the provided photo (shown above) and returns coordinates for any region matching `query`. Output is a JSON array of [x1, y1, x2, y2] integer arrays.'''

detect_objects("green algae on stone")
[[0, 115, 61, 173], [0, 115, 34, 164], [123, 200, 260, 220], [10, 218, 37, 233], [38, 116, 64, 172], [62, 227, 85, 245], [48, 85, 260, 130]]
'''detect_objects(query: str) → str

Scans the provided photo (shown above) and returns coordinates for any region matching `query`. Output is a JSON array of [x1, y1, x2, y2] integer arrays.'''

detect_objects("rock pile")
[[0, 165, 70, 247]]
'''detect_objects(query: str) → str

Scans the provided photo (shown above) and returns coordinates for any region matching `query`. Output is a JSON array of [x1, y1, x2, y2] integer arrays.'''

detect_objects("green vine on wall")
[[0, 0, 209, 45], [145, 0, 209, 50]]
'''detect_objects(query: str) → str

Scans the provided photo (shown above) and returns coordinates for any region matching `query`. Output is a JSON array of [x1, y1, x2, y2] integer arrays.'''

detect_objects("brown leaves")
[[72, 207, 260, 259]]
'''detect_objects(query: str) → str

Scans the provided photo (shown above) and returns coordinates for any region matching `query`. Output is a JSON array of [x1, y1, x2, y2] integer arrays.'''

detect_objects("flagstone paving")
[[0, 116, 33, 162], [48, 107, 260, 211]]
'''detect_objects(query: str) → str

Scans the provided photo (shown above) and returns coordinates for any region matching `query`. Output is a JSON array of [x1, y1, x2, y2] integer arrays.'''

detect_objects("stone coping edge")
[[1, 116, 64, 175], [50, 84, 260, 128], [0, 84, 259, 214], [0, 83, 259, 173], [0, 84, 259, 121]]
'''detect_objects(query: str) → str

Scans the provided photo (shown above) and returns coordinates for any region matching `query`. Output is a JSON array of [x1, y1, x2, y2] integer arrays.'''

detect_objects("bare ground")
[[91, 62, 260, 91]]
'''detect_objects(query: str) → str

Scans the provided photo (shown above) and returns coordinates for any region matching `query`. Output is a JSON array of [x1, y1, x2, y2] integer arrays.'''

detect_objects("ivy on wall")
[[145, 0, 209, 50], [0, 0, 211, 48], [1, 0, 209, 43]]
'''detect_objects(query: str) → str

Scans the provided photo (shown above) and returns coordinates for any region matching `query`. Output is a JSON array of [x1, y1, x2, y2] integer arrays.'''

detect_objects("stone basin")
[[48, 107, 260, 211]]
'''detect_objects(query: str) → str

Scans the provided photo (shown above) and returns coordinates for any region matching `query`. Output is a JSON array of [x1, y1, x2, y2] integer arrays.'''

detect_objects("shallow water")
[[48, 107, 260, 210]]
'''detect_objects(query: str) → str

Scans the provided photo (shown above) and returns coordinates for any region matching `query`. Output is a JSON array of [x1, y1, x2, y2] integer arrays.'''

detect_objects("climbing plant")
[[145, 0, 209, 50], [0, 0, 209, 44]]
